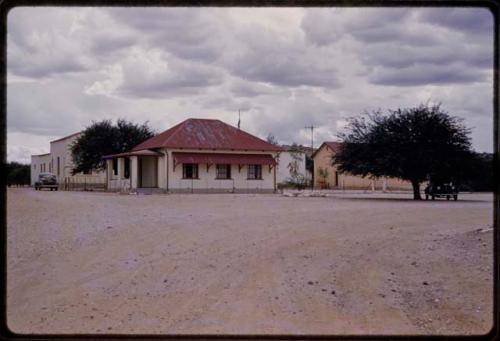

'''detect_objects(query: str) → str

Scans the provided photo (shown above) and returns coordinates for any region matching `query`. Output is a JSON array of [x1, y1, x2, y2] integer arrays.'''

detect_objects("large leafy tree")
[[71, 119, 155, 175], [333, 104, 473, 200], [6, 162, 30, 186]]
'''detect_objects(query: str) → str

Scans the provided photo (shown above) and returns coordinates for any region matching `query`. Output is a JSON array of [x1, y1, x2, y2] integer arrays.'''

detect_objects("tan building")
[[104, 118, 283, 193], [312, 141, 412, 191], [30, 132, 106, 188]]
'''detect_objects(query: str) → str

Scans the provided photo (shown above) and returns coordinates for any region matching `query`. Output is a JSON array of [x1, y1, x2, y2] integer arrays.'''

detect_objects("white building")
[[30, 132, 106, 187], [104, 118, 283, 193]]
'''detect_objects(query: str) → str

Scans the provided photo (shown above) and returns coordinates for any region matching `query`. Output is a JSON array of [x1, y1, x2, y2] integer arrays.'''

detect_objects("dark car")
[[424, 182, 458, 201], [35, 172, 58, 191]]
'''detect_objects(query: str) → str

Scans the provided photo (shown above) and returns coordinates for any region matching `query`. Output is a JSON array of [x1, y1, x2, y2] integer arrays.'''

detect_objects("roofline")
[[133, 146, 284, 153], [50, 131, 81, 144], [132, 118, 285, 152], [31, 153, 51, 157], [311, 141, 341, 159]]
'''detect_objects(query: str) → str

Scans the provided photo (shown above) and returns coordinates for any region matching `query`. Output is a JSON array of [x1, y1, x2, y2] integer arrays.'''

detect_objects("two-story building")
[[30, 132, 106, 188]]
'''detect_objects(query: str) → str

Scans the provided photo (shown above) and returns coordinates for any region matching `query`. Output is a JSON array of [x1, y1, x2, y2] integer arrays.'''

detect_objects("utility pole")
[[304, 125, 316, 190]]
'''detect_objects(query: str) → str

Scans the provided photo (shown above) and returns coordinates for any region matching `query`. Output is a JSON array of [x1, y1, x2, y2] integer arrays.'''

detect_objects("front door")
[[138, 156, 158, 188]]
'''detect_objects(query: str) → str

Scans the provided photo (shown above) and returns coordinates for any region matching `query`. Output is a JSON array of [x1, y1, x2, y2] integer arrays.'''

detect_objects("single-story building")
[[104, 118, 283, 193], [312, 141, 413, 191], [31, 132, 106, 188]]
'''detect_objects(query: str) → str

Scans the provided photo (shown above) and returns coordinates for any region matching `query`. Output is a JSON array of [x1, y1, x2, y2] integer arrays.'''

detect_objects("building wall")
[[313, 144, 413, 190], [277, 151, 308, 184], [50, 134, 106, 188], [164, 149, 277, 192], [106, 149, 278, 192], [30, 154, 52, 185]]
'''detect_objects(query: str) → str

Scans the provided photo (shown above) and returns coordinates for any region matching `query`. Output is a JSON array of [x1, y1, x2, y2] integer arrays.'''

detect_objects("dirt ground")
[[7, 188, 494, 335]]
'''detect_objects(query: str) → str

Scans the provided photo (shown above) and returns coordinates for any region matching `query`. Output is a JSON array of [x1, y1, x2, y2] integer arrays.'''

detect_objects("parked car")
[[424, 182, 458, 201], [35, 172, 58, 191]]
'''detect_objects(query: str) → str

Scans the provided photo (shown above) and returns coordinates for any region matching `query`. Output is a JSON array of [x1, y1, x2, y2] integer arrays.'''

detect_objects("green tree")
[[266, 133, 279, 145], [6, 162, 30, 186], [71, 119, 154, 174], [287, 143, 306, 189], [460, 152, 493, 192], [333, 104, 473, 200]]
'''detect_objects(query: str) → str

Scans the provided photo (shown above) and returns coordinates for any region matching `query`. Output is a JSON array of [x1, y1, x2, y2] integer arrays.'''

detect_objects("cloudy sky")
[[7, 7, 494, 163]]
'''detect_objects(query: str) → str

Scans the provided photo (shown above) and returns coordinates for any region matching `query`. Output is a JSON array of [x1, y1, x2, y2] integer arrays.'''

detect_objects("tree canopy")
[[333, 104, 474, 199], [266, 133, 279, 145], [6, 162, 30, 186], [70, 119, 155, 175]]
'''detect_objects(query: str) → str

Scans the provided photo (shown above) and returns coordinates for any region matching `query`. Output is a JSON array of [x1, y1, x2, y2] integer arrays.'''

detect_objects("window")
[[216, 164, 231, 179], [124, 157, 130, 179], [57, 157, 60, 176], [182, 163, 198, 179], [247, 164, 262, 180], [112, 158, 118, 176]]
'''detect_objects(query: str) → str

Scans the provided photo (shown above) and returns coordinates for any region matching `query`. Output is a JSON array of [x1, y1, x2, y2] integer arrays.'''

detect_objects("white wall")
[[30, 154, 51, 185], [105, 149, 279, 192], [164, 149, 276, 192], [50, 134, 106, 187], [277, 151, 307, 184]]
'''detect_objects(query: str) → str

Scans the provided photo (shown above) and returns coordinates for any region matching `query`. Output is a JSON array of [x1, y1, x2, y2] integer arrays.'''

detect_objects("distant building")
[[104, 118, 283, 193], [312, 141, 412, 190], [277, 145, 313, 185], [30, 132, 106, 187]]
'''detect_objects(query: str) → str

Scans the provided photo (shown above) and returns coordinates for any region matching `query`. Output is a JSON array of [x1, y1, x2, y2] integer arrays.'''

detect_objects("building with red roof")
[[104, 118, 284, 193]]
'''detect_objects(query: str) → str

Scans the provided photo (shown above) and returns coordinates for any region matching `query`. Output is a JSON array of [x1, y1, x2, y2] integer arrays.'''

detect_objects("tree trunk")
[[411, 179, 421, 200]]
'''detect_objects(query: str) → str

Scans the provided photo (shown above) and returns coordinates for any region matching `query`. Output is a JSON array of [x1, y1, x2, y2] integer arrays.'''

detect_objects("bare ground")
[[7, 188, 493, 335]]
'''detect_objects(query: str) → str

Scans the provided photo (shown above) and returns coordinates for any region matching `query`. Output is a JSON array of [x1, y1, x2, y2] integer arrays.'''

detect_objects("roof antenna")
[[237, 109, 241, 129]]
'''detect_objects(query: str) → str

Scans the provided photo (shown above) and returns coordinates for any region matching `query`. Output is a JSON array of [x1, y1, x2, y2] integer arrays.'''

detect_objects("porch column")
[[117, 158, 125, 179], [130, 156, 138, 189], [106, 159, 113, 189]]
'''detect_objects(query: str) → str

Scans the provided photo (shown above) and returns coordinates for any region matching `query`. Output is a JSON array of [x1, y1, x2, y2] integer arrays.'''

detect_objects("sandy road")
[[7, 188, 493, 335]]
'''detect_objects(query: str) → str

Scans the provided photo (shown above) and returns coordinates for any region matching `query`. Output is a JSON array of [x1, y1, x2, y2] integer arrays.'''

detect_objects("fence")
[[63, 177, 107, 191]]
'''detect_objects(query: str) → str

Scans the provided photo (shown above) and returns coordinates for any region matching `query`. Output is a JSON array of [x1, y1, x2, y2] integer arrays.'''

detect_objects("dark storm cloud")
[[417, 7, 493, 34], [361, 43, 493, 70], [108, 8, 225, 63], [108, 8, 340, 90], [301, 7, 493, 87], [369, 63, 486, 86], [301, 8, 414, 46], [8, 58, 86, 78], [223, 25, 340, 88], [90, 34, 137, 55]]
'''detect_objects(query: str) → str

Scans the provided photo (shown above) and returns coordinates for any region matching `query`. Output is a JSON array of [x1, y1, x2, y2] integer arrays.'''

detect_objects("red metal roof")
[[132, 118, 283, 152], [50, 131, 81, 144], [173, 152, 277, 165], [312, 141, 342, 158]]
